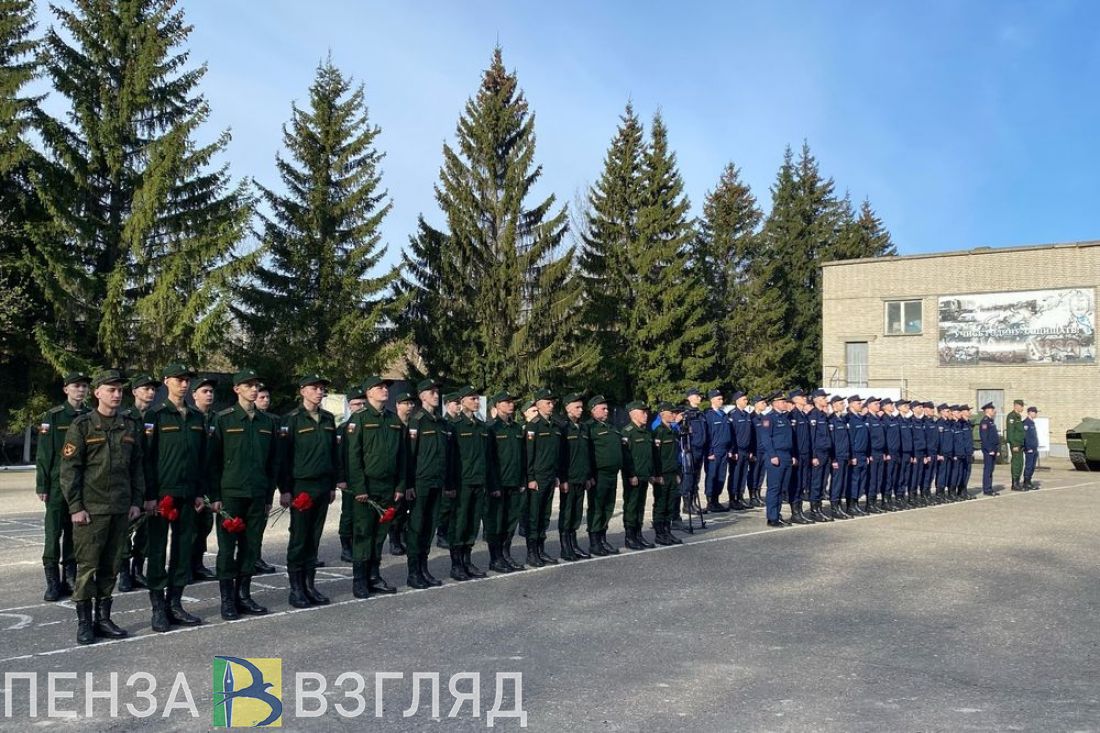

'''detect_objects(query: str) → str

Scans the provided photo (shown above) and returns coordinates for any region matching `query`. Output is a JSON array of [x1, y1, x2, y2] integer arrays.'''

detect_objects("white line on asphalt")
[[1, 477, 1094, 661]]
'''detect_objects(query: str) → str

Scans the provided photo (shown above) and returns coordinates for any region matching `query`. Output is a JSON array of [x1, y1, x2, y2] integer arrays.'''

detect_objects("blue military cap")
[[923, 401, 935, 409], [809, 388, 827, 398], [751, 394, 766, 404], [960, 404, 971, 411], [730, 390, 746, 400], [880, 397, 893, 406], [829, 394, 845, 404], [847, 394, 863, 402], [896, 399, 910, 407], [936, 403, 949, 411], [769, 391, 785, 403], [981, 402, 995, 411], [787, 388, 805, 400], [707, 388, 723, 398], [1027, 406, 1038, 413], [865, 395, 879, 404], [685, 387, 702, 398]]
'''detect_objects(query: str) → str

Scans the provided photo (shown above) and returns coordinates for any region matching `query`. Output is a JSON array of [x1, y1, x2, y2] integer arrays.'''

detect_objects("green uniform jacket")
[[451, 411, 489, 487], [525, 414, 563, 484], [408, 407, 451, 490], [207, 403, 279, 502], [562, 418, 593, 484], [336, 407, 364, 486], [489, 416, 525, 489], [278, 406, 338, 494], [346, 403, 407, 497], [653, 422, 680, 476], [622, 422, 657, 480], [144, 400, 208, 500], [35, 401, 88, 497], [1006, 411, 1025, 447], [60, 410, 146, 514], [588, 418, 625, 472]]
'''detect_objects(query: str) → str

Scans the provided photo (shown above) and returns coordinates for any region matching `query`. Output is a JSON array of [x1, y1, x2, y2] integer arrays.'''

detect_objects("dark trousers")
[[897, 455, 912, 497], [192, 507, 213, 569], [653, 473, 680, 524], [586, 470, 618, 533], [809, 455, 828, 502], [959, 455, 973, 490], [449, 484, 485, 548], [215, 497, 268, 579], [350, 491, 396, 563], [727, 453, 749, 499], [525, 478, 556, 540], [483, 486, 522, 542], [829, 461, 848, 503], [338, 489, 354, 540], [750, 456, 765, 491], [406, 485, 441, 555], [1023, 450, 1038, 482], [867, 454, 884, 501], [146, 499, 196, 591], [705, 451, 730, 500], [42, 489, 74, 567], [764, 456, 790, 522], [936, 457, 950, 490], [623, 478, 649, 530], [982, 453, 997, 493], [286, 490, 330, 571], [558, 481, 585, 532], [72, 513, 128, 602], [848, 457, 868, 500]]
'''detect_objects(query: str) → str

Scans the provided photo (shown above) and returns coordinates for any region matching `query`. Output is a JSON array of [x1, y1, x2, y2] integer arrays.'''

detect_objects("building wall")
[[821, 242, 1100, 451]]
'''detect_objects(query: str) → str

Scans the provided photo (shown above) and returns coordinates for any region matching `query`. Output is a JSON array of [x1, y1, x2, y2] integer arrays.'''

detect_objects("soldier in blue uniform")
[[879, 399, 900, 510], [954, 405, 975, 500], [703, 389, 732, 513], [895, 400, 914, 508], [827, 395, 851, 519], [680, 388, 708, 516], [910, 401, 929, 507], [979, 402, 1000, 496], [846, 395, 869, 516], [864, 397, 886, 513], [725, 391, 752, 511], [806, 389, 832, 522], [1022, 407, 1040, 490], [757, 392, 795, 527], [919, 402, 938, 503], [786, 389, 813, 523], [933, 404, 953, 503], [748, 395, 768, 506]]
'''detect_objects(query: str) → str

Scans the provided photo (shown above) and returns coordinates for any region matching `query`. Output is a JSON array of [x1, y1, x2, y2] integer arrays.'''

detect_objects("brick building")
[[821, 240, 1100, 455]]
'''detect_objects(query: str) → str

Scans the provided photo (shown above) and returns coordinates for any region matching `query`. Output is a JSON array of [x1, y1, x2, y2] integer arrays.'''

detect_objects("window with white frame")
[[885, 300, 922, 335]]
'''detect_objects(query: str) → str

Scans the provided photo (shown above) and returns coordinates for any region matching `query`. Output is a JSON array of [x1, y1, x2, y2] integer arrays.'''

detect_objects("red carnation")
[[291, 492, 314, 512], [157, 496, 175, 513], [165, 508, 180, 522], [379, 506, 397, 524], [222, 516, 246, 533]]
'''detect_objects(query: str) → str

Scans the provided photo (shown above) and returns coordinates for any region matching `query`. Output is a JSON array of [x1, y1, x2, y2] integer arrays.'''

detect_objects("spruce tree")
[[402, 48, 581, 393], [235, 58, 399, 389], [31, 0, 251, 373], [831, 196, 896, 261]]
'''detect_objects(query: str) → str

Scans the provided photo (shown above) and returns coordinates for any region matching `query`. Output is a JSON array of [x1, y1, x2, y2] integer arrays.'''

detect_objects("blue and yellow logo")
[[212, 656, 283, 728]]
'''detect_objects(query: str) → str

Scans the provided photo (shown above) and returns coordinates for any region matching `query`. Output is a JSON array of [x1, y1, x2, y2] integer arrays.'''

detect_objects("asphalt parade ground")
[[0, 465, 1097, 731]]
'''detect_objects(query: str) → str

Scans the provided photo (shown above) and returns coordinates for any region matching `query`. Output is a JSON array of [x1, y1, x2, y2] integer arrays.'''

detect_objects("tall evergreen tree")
[[400, 48, 582, 393], [235, 58, 399, 389], [693, 161, 763, 386], [831, 195, 896, 261], [30, 0, 251, 373]]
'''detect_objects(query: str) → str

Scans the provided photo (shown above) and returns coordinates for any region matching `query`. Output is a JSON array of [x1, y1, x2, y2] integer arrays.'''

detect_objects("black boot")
[[43, 565, 62, 602], [666, 522, 683, 545], [420, 553, 444, 585], [93, 598, 127, 638], [435, 526, 450, 549], [340, 535, 353, 563], [463, 547, 487, 578], [624, 527, 643, 550], [166, 586, 202, 625], [235, 576, 269, 615], [368, 558, 398, 593], [654, 522, 672, 546], [525, 538, 544, 568], [830, 502, 850, 520], [790, 502, 813, 524], [537, 538, 558, 565], [288, 569, 310, 608], [559, 532, 579, 562], [570, 531, 591, 559], [707, 498, 729, 513], [304, 567, 329, 605], [389, 526, 406, 556], [60, 560, 75, 597], [501, 538, 525, 571], [117, 559, 133, 593], [812, 501, 833, 522], [352, 562, 370, 598], [149, 589, 170, 632], [450, 547, 472, 580], [219, 579, 239, 619], [599, 531, 619, 555], [588, 531, 608, 557], [130, 555, 148, 589], [407, 555, 430, 589], [865, 498, 884, 514], [847, 498, 867, 516], [75, 600, 95, 645], [636, 527, 656, 548], [489, 540, 513, 573], [254, 557, 276, 575]]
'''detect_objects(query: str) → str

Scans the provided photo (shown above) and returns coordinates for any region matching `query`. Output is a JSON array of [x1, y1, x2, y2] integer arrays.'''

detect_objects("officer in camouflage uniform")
[[435, 391, 461, 549], [586, 395, 623, 556], [486, 390, 526, 574], [558, 393, 593, 561], [448, 386, 488, 580], [60, 370, 145, 645], [36, 371, 90, 602], [1007, 399, 1026, 491], [208, 369, 279, 620], [117, 373, 157, 592], [143, 363, 206, 631], [189, 375, 218, 581], [279, 375, 338, 608], [405, 379, 449, 588], [524, 388, 563, 567], [652, 403, 684, 545], [345, 375, 406, 598], [337, 384, 366, 562], [621, 401, 657, 550]]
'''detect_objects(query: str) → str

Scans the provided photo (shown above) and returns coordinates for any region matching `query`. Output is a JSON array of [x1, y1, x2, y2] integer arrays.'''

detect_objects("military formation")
[[36, 369, 1043, 645]]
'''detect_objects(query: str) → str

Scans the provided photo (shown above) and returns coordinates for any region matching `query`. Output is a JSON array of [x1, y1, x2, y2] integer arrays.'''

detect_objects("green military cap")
[[298, 373, 330, 388], [345, 384, 366, 401], [394, 390, 416, 403], [625, 400, 648, 412], [63, 371, 91, 386], [532, 387, 554, 402], [562, 392, 585, 406], [129, 373, 157, 389], [416, 378, 440, 393], [1013, 399, 1025, 406], [587, 394, 608, 410], [491, 390, 517, 406], [191, 375, 217, 391], [232, 368, 262, 386], [91, 369, 127, 388], [361, 375, 393, 391], [161, 362, 196, 379], [454, 385, 478, 400], [656, 401, 676, 413], [520, 399, 534, 413], [443, 391, 459, 404]]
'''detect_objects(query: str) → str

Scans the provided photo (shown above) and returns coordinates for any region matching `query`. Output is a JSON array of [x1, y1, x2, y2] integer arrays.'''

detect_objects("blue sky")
[[32, 0, 1100, 263]]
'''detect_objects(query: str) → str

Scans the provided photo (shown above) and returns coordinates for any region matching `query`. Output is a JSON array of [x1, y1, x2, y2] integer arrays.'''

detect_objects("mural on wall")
[[938, 288, 1095, 365]]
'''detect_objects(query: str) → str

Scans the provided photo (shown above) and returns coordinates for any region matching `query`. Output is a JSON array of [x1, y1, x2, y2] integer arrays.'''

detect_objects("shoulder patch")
[[762, 419, 770, 428], [48, 405, 66, 415], [62, 442, 77, 458], [217, 407, 235, 417]]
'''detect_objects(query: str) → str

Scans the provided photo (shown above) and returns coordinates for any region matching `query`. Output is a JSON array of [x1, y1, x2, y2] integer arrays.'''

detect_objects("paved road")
[[0, 467, 1097, 731]]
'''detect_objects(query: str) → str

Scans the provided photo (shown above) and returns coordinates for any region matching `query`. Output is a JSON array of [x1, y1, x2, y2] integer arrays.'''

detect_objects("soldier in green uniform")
[[558, 393, 593, 561], [60, 370, 145, 644], [143, 363, 206, 631], [587, 395, 624, 555], [525, 388, 563, 567], [189, 375, 218, 582], [517, 400, 538, 538], [36, 371, 90, 601], [388, 391, 417, 556], [486, 390, 526, 573], [448, 386, 488, 580], [117, 373, 157, 592], [435, 391, 461, 549], [345, 375, 406, 598], [337, 385, 367, 562], [652, 403, 684, 546], [278, 375, 338, 608], [252, 384, 279, 574], [208, 369, 279, 620], [621, 401, 657, 549], [405, 379, 449, 588], [1006, 399, 1026, 491]]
